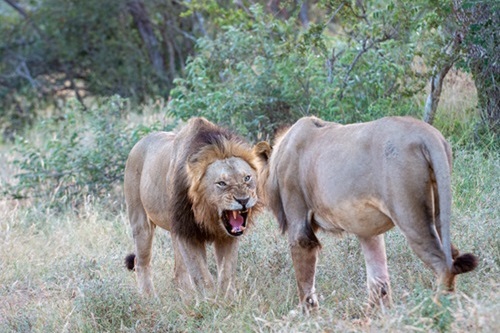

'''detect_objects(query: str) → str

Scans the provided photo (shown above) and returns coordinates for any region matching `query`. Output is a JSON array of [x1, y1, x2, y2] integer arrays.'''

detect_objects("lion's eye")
[[244, 175, 251, 182], [216, 181, 227, 187]]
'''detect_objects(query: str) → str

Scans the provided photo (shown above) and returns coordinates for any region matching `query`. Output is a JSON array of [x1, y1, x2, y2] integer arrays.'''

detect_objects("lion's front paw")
[[302, 294, 319, 314]]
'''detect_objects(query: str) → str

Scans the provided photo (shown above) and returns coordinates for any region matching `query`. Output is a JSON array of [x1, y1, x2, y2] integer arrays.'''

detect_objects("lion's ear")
[[254, 141, 271, 164]]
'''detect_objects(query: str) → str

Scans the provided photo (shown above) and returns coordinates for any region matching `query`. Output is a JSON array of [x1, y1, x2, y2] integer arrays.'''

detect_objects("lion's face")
[[189, 156, 259, 237]]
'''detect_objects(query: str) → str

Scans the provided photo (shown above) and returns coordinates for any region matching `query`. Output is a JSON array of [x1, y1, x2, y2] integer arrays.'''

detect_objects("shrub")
[[6, 96, 175, 209]]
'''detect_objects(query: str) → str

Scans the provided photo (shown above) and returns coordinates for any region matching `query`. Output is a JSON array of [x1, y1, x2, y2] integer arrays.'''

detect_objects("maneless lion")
[[124, 117, 264, 297], [256, 116, 478, 311]]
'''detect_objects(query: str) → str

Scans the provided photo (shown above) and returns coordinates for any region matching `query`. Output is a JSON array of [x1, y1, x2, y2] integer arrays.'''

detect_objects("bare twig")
[[326, 48, 344, 84], [326, 1, 346, 26], [15, 60, 39, 89], [166, 20, 197, 42], [345, 0, 368, 23], [339, 32, 394, 100]]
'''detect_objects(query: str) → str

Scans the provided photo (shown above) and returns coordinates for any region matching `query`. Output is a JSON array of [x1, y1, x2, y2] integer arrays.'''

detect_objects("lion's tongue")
[[229, 211, 244, 232]]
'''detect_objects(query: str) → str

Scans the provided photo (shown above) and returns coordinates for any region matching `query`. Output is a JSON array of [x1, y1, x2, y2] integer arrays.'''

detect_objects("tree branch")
[[15, 60, 39, 89], [423, 60, 455, 124], [3, 0, 45, 39], [423, 8, 465, 124], [339, 32, 394, 100]]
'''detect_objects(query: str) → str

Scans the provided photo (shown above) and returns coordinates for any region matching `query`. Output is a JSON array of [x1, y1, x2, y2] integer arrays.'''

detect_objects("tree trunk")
[[299, 1, 309, 28], [127, 0, 166, 78], [423, 30, 463, 125], [465, 5, 499, 134], [423, 63, 454, 125]]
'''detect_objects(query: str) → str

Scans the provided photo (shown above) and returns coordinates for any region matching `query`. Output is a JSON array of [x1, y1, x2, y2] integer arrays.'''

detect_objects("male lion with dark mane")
[[124, 117, 264, 297], [256, 116, 478, 312]]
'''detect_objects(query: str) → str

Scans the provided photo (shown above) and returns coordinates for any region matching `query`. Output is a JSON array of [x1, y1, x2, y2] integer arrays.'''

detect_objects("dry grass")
[[437, 69, 478, 118]]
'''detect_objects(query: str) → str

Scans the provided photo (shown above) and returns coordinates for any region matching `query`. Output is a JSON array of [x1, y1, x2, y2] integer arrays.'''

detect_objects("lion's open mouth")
[[222, 209, 249, 236]]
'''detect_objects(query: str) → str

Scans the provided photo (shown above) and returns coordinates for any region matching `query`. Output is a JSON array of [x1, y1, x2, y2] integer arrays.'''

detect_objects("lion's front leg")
[[172, 235, 195, 292], [214, 239, 239, 297], [176, 236, 215, 295]]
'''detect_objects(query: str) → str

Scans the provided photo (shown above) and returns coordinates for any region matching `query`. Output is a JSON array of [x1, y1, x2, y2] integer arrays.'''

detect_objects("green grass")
[[0, 144, 498, 332]]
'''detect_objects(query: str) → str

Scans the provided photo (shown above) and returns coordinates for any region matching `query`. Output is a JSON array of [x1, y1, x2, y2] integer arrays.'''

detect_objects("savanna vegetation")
[[0, 0, 498, 332]]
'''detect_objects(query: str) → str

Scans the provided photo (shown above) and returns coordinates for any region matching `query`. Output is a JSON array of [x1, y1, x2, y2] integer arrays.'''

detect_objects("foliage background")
[[1, 0, 498, 140]]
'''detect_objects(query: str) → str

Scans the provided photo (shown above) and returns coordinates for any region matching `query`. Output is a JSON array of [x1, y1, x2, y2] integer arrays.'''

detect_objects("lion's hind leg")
[[433, 205, 479, 289], [393, 195, 478, 292], [358, 234, 392, 311], [392, 197, 455, 292], [287, 209, 321, 312], [129, 208, 156, 295]]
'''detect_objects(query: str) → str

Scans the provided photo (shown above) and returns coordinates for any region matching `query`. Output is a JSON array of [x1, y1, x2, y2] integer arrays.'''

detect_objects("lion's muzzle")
[[222, 209, 250, 236]]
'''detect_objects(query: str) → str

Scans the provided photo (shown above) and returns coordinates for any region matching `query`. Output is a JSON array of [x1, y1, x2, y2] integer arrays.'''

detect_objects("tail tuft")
[[125, 253, 136, 271], [452, 253, 478, 274]]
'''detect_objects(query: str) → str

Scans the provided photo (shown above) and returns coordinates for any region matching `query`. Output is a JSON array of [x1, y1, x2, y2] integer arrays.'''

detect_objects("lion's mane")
[[170, 119, 262, 243]]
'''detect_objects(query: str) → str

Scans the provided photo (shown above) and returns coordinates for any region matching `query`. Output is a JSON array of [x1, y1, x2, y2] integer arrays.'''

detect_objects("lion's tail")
[[424, 135, 454, 271], [452, 253, 478, 275], [423, 132, 478, 275], [125, 253, 136, 271]]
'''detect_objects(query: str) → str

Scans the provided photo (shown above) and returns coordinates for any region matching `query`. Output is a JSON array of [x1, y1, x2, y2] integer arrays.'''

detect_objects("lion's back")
[[266, 116, 451, 232], [273, 116, 447, 171]]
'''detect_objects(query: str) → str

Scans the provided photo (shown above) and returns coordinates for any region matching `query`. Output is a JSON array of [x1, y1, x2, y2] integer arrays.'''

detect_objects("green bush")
[[6, 96, 175, 209], [169, 8, 307, 141], [168, 4, 423, 141]]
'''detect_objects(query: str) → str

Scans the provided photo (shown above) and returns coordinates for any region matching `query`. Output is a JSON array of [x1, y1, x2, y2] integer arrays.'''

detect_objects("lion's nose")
[[234, 197, 249, 208]]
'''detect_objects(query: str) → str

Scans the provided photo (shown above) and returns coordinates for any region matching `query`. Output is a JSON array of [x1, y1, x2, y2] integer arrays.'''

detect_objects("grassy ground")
[[1, 140, 499, 333], [1, 74, 498, 332]]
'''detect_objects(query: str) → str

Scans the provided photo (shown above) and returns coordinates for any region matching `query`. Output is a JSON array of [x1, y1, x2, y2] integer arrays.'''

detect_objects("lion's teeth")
[[233, 211, 238, 219], [231, 225, 246, 233]]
